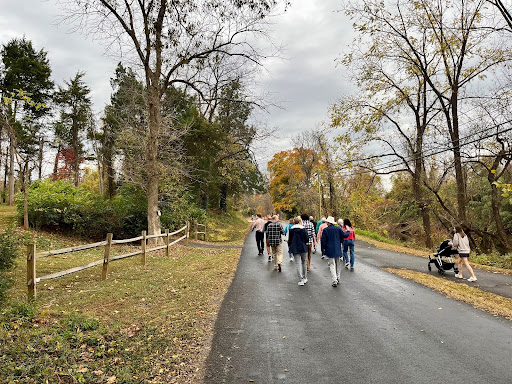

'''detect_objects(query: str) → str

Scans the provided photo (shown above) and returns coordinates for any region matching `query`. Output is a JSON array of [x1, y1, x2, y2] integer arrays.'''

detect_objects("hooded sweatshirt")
[[288, 224, 308, 254]]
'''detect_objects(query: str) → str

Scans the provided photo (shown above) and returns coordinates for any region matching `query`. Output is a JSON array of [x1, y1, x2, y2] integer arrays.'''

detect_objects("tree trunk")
[[23, 162, 29, 230], [38, 136, 44, 179], [8, 137, 15, 206], [72, 116, 80, 186], [220, 183, 228, 212], [146, 81, 162, 240]]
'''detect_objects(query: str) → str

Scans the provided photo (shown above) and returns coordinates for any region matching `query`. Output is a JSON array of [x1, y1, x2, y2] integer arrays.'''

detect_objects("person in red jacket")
[[342, 218, 356, 271]]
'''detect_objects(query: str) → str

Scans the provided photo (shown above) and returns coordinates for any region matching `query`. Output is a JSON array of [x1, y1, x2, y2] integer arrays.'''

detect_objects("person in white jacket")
[[449, 226, 477, 282]]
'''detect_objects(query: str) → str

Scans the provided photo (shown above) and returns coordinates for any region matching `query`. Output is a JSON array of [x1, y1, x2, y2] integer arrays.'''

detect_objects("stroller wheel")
[[438, 269, 445, 275]]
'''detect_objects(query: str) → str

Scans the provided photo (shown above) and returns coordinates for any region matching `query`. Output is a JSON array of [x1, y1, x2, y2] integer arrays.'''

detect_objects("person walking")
[[301, 214, 316, 272], [284, 218, 294, 262], [449, 226, 477, 282], [316, 217, 328, 260], [342, 218, 356, 271], [250, 214, 265, 255], [288, 217, 309, 286], [321, 216, 349, 287], [263, 217, 272, 261], [267, 215, 285, 272]]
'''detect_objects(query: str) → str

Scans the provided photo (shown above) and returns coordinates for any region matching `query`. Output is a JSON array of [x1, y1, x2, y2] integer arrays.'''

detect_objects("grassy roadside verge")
[[385, 268, 512, 322], [1, 210, 249, 383]]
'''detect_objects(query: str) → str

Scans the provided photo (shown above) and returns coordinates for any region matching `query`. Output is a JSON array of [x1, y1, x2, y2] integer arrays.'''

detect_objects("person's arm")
[[321, 228, 327, 252], [288, 229, 295, 245]]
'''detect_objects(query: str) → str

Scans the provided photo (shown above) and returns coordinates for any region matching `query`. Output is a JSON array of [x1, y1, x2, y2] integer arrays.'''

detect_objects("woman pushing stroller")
[[449, 226, 477, 282]]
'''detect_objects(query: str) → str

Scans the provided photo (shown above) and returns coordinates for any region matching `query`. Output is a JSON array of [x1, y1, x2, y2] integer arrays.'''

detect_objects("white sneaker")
[[467, 276, 477, 282], [290, 257, 294, 262], [345, 262, 349, 269], [454, 273, 461, 278], [303, 278, 308, 284], [298, 280, 304, 286], [457, 274, 464, 279]]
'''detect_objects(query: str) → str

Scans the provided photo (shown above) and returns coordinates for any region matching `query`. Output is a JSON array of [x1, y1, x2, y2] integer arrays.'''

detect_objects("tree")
[[54, 72, 93, 186], [62, 0, 284, 236], [0, 37, 53, 204], [101, 63, 145, 198]]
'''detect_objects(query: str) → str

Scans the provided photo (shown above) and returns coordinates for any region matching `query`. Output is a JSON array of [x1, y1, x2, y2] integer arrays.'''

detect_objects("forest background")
[[0, 0, 512, 293]]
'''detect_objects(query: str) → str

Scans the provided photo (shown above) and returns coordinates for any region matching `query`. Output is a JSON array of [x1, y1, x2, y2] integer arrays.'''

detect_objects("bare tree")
[[61, 0, 284, 236]]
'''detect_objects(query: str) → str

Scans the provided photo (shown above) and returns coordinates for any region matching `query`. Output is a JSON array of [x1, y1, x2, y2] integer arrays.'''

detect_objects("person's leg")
[[335, 256, 341, 282], [276, 243, 283, 267], [328, 258, 337, 285], [307, 244, 312, 271], [302, 252, 308, 282], [349, 241, 355, 269], [462, 257, 476, 279], [294, 253, 304, 281], [271, 245, 278, 268], [457, 257, 464, 277], [343, 241, 349, 267], [256, 232, 264, 254]]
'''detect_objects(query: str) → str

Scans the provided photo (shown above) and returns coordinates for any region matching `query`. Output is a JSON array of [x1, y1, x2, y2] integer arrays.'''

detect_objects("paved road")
[[204, 234, 512, 383], [357, 240, 512, 298]]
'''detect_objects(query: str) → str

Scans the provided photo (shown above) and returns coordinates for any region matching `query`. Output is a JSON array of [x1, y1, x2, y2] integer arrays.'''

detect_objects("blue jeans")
[[343, 240, 355, 268]]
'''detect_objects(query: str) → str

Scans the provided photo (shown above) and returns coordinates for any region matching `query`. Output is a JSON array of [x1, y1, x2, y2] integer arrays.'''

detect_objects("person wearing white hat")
[[321, 216, 350, 287]]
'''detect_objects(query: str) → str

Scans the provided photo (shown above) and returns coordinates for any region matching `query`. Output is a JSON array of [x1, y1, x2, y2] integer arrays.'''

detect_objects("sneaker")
[[467, 276, 477, 282], [350, 267, 354, 272], [278, 264, 282, 272], [332, 281, 338, 287], [303, 278, 308, 284], [290, 257, 294, 262], [337, 278, 340, 284], [268, 256, 272, 262], [454, 273, 461, 278], [321, 255, 326, 260], [457, 274, 464, 279], [298, 280, 305, 286], [345, 262, 349, 269]]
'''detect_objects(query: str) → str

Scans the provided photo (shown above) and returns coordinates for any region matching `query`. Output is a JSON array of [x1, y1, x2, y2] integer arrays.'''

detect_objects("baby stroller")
[[428, 239, 459, 275]]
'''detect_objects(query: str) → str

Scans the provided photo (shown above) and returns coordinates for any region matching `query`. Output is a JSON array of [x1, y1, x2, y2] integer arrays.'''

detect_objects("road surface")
[[204, 233, 512, 383]]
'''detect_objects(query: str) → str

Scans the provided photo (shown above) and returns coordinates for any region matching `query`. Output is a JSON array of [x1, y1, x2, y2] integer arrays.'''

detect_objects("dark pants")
[[256, 231, 264, 254]]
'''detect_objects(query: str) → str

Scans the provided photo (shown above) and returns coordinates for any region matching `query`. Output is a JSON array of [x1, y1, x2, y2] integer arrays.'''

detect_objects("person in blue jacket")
[[288, 217, 309, 286], [321, 216, 349, 287]]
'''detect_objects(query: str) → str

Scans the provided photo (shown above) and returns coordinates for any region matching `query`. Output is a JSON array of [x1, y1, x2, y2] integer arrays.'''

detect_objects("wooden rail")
[[193, 220, 207, 241], [26, 221, 203, 300]]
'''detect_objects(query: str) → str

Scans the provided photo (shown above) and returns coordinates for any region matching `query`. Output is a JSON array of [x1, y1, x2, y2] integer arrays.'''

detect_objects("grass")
[[0, 209, 250, 383], [205, 210, 250, 243], [385, 268, 512, 321]]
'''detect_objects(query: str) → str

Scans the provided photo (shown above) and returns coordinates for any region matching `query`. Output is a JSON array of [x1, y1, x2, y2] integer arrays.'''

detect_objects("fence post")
[[194, 220, 198, 240], [165, 229, 170, 257], [27, 243, 36, 301], [142, 230, 147, 265], [185, 222, 189, 246], [203, 224, 207, 241], [102, 233, 113, 280]]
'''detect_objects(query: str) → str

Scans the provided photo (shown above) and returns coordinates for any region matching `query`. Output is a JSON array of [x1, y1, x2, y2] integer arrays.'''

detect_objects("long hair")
[[454, 225, 466, 238], [343, 218, 352, 227]]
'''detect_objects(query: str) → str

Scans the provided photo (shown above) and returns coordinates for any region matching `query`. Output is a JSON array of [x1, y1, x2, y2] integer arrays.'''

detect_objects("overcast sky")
[[0, 0, 356, 172]]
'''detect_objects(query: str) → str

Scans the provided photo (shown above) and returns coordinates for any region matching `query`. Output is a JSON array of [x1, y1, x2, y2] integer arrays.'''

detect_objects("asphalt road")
[[204, 234, 512, 383]]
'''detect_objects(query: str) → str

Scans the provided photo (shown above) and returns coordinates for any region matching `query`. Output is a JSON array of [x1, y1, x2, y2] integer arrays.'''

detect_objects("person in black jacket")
[[288, 217, 309, 286]]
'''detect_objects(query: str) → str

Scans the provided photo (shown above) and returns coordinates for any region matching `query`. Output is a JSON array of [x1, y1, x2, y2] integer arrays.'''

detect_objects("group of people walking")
[[251, 213, 356, 287]]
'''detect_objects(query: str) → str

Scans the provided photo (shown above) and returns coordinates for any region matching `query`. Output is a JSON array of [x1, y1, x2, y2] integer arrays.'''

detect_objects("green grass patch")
[[0, 205, 17, 230], [206, 211, 250, 243], [355, 228, 402, 245], [1, 209, 248, 383]]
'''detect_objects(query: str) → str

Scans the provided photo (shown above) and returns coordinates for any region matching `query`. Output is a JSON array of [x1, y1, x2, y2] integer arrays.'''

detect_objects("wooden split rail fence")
[[26, 221, 206, 300]]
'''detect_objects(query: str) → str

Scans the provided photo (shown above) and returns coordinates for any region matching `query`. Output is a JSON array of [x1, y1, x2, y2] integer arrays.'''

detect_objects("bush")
[[17, 179, 205, 240], [0, 225, 26, 304]]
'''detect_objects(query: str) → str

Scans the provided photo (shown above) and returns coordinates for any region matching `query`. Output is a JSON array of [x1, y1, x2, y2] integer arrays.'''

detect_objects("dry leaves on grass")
[[385, 268, 512, 321]]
